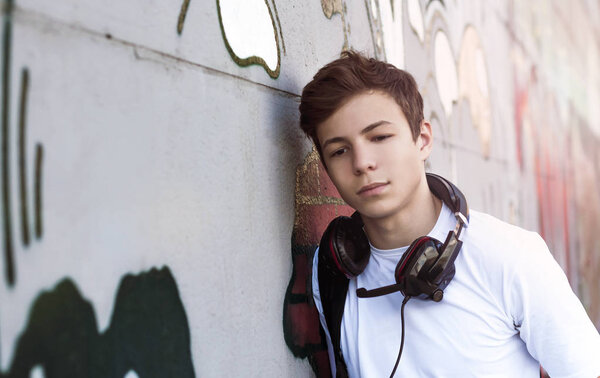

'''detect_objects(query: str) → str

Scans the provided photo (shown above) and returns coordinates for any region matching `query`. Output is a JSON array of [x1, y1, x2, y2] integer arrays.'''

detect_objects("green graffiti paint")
[[269, 0, 285, 55], [177, 0, 191, 35], [216, 0, 281, 79]]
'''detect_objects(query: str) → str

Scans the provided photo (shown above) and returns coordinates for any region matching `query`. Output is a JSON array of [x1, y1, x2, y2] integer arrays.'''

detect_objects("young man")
[[299, 51, 600, 377]]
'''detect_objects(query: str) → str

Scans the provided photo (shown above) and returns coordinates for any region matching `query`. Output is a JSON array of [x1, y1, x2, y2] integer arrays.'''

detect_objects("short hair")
[[299, 50, 424, 160]]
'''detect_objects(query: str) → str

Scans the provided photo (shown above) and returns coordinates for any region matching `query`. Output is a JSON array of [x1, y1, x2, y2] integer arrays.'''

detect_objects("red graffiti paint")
[[283, 150, 353, 377]]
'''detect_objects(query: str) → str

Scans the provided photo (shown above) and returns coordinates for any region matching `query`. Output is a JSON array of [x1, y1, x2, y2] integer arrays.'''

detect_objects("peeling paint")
[[321, 0, 350, 50]]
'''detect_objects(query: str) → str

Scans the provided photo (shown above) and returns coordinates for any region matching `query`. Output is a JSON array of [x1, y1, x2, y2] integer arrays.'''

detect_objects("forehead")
[[316, 91, 408, 142]]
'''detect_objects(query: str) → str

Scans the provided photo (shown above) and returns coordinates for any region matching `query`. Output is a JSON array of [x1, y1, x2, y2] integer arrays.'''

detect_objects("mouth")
[[357, 182, 389, 196]]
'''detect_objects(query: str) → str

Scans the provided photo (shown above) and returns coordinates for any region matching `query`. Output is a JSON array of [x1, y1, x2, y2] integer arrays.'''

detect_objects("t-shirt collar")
[[369, 202, 454, 257]]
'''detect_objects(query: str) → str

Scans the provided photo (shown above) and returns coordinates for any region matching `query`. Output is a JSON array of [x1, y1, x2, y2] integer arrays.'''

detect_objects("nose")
[[352, 145, 376, 175]]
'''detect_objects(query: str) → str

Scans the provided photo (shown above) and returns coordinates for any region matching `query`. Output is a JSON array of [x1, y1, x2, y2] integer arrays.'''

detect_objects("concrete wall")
[[0, 0, 598, 376]]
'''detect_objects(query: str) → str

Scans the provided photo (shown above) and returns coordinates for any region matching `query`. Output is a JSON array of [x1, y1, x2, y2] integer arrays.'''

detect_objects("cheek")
[[328, 171, 349, 193], [388, 145, 421, 165], [327, 172, 356, 201], [325, 160, 349, 181]]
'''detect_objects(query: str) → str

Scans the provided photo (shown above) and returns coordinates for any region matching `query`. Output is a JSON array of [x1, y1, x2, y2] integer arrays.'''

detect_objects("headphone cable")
[[389, 295, 411, 377]]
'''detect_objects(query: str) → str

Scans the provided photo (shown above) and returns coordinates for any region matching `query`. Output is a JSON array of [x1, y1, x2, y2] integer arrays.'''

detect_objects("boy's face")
[[316, 91, 432, 220]]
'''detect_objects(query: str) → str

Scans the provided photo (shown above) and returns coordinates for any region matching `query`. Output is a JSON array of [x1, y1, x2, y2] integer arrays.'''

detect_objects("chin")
[[353, 202, 398, 220]]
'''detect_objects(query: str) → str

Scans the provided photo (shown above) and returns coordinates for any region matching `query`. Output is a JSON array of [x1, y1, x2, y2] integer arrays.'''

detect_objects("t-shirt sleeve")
[[508, 232, 600, 377], [312, 246, 338, 377]]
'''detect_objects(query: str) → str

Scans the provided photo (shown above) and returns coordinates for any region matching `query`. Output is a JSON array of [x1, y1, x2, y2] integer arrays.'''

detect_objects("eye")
[[330, 147, 347, 158], [372, 134, 392, 142]]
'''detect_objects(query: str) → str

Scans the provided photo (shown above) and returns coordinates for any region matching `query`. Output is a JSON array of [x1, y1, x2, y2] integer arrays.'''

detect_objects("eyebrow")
[[321, 120, 392, 150]]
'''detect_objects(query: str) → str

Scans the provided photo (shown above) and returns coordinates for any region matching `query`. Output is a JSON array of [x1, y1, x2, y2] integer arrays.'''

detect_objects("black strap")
[[318, 248, 350, 377]]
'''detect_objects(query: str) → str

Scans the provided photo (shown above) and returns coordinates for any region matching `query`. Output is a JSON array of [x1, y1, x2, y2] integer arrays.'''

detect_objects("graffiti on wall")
[[18, 69, 44, 247], [1, 0, 598, 376], [512, 48, 600, 327], [321, 0, 350, 51], [510, 0, 600, 326], [2, 0, 44, 288], [216, 0, 284, 78], [0, 1, 199, 376], [177, 0, 192, 35], [281, 2, 498, 374], [363, 0, 495, 181], [571, 123, 600, 326], [282, 1, 600, 374], [283, 149, 353, 377], [0, 267, 194, 378]]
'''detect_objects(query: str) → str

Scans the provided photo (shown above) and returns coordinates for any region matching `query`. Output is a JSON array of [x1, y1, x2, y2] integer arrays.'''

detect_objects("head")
[[298, 51, 434, 223], [299, 50, 424, 163]]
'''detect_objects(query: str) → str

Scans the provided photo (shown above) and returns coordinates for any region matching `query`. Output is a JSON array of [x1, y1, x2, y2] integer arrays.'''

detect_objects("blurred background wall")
[[0, 0, 598, 376]]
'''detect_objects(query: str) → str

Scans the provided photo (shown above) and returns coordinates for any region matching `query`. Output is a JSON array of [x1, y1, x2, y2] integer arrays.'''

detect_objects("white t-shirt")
[[312, 203, 600, 377]]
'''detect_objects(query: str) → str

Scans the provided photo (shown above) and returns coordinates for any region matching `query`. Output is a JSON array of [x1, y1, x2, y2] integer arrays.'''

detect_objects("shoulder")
[[457, 209, 556, 295], [463, 209, 548, 264], [458, 210, 573, 322]]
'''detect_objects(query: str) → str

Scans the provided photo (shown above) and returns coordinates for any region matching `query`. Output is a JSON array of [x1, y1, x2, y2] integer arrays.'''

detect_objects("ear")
[[417, 120, 433, 160]]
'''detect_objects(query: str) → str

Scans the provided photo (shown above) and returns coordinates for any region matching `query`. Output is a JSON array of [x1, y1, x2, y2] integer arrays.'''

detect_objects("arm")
[[509, 233, 600, 377]]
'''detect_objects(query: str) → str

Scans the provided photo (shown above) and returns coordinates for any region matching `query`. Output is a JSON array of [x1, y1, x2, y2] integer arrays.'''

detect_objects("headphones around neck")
[[318, 173, 469, 302]]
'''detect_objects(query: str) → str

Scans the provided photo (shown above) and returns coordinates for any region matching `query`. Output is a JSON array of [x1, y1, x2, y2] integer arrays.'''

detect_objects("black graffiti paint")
[[18, 68, 29, 247], [0, 266, 195, 378], [1, 0, 15, 286], [34, 143, 42, 239], [1, 9, 44, 285]]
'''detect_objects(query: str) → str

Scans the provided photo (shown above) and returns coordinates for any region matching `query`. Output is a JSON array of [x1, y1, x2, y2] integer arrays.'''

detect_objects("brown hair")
[[299, 50, 424, 159]]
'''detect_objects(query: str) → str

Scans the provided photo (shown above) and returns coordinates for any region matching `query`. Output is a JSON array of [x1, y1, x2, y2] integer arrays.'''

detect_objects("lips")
[[357, 182, 389, 195]]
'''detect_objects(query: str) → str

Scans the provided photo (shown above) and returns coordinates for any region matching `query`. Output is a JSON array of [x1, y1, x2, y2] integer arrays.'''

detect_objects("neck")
[[361, 176, 442, 250]]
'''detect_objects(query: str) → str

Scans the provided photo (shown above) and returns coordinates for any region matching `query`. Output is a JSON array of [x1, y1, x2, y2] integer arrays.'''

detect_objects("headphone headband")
[[425, 173, 469, 225]]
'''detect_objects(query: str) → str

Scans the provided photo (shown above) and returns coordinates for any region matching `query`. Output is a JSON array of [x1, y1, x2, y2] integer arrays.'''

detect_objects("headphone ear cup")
[[319, 216, 371, 278], [427, 231, 462, 289], [395, 236, 444, 298]]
